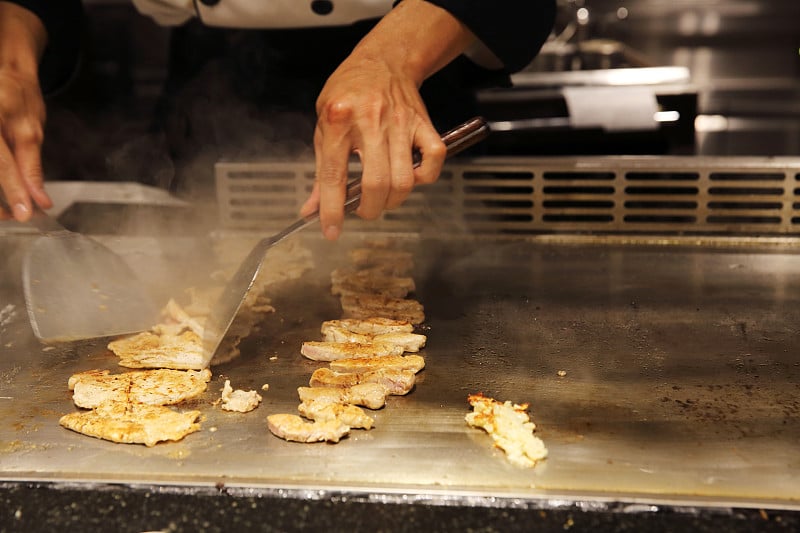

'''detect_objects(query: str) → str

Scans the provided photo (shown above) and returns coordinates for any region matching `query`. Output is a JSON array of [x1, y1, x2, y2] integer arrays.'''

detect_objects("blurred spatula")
[[15, 205, 160, 342], [201, 116, 490, 367]]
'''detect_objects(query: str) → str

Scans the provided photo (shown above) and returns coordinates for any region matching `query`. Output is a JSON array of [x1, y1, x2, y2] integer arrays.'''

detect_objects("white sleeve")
[[131, 0, 197, 26]]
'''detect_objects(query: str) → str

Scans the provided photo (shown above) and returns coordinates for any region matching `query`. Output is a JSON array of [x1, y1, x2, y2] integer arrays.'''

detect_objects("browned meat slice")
[[373, 332, 426, 352], [309, 367, 416, 396], [300, 341, 403, 362], [297, 383, 388, 410], [331, 274, 416, 299], [59, 401, 202, 447], [339, 294, 425, 325], [347, 248, 415, 270], [320, 324, 372, 344], [320, 325, 426, 352], [330, 354, 425, 374], [297, 400, 374, 429], [108, 330, 205, 370], [267, 414, 349, 443], [68, 369, 212, 409], [321, 317, 414, 336]]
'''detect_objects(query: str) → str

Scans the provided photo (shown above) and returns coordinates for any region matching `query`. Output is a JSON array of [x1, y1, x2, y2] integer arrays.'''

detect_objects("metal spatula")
[[18, 206, 160, 342], [201, 116, 490, 366]]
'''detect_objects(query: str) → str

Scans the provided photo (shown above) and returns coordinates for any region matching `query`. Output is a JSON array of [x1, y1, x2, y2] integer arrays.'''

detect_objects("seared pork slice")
[[59, 401, 202, 447], [373, 332, 426, 352], [109, 330, 205, 370], [348, 248, 414, 270], [321, 325, 425, 352], [297, 400, 374, 429], [69, 369, 212, 409], [320, 324, 372, 344], [331, 275, 416, 299], [321, 317, 414, 336], [330, 354, 425, 374], [267, 414, 349, 443], [220, 380, 262, 413], [331, 264, 414, 286], [301, 341, 403, 362], [298, 384, 388, 410], [310, 367, 416, 396], [339, 294, 425, 325]]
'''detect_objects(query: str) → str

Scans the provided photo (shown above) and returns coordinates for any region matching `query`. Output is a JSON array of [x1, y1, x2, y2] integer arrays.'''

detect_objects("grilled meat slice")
[[331, 274, 416, 299], [329, 354, 425, 374], [267, 414, 349, 443], [69, 369, 212, 409], [108, 330, 206, 370], [320, 325, 426, 352], [348, 248, 415, 270], [59, 401, 202, 447], [297, 383, 388, 410], [310, 367, 415, 396], [297, 399, 374, 429], [339, 294, 425, 325], [321, 317, 414, 336], [300, 341, 403, 362]]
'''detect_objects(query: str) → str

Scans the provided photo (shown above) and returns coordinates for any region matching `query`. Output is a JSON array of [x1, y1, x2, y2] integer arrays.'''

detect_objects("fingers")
[[15, 132, 51, 209], [313, 110, 353, 241], [0, 137, 31, 221]]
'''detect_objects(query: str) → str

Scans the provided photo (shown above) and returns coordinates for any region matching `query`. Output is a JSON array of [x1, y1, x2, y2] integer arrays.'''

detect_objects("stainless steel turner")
[[16, 205, 160, 342], [200, 116, 490, 366]]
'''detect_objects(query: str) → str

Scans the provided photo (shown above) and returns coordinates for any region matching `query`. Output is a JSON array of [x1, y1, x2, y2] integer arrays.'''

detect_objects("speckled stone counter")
[[2, 482, 799, 533]]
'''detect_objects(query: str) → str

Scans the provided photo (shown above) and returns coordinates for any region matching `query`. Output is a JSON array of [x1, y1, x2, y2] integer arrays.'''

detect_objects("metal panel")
[[216, 156, 800, 235]]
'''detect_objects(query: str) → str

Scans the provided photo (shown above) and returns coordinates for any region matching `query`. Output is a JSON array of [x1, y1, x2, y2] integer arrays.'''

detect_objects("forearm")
[[350, 0, 477, 87], [0, 1, 47, 78]]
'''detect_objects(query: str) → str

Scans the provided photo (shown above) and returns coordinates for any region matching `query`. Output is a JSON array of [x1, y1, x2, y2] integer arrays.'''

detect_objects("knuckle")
[[319, 99, 355, 125]]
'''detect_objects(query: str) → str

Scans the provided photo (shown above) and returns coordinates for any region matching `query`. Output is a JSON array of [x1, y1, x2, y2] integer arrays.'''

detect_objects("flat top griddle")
[[1, 233, 799, 511]]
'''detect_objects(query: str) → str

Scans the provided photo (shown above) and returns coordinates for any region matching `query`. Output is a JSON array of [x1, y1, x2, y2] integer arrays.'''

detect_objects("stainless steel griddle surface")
[[1, 234, 799, 510]]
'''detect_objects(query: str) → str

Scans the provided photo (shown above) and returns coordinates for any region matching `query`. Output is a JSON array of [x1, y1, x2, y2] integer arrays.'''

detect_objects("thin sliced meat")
[[339, 294, 425, 325], [59, 401, 202, 447], [297, 383, 388, 410], [309, 367, 416, 396], [329, 354, 425, 374], [267, 414, 349, 443], [69, 369, 212, 409], [321, 317, 414, 336], [297, 400, 374, 429], [300, 341, 403, 362]]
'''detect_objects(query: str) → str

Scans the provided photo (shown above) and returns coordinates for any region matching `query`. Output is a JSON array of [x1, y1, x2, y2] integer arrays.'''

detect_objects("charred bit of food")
[[220, 379, 262, 413], [465, 393, 548, 468]]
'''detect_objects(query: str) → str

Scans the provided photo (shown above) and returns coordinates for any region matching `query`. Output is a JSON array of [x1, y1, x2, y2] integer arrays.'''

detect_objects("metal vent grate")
[[215, 157, 800, 236]]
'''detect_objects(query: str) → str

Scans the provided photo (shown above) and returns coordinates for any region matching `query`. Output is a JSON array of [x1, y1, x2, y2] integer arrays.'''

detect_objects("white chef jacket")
[[132, 0, 394, 28]]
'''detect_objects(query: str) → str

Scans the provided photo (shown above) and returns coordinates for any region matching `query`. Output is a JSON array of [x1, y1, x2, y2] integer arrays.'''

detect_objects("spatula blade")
[[22, 234, 160, 342]]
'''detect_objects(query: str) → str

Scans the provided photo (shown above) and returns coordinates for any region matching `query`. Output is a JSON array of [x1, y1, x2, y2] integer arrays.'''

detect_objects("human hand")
[[302, 56, 446, 241], [300, 0, 476, 241], [0, 64, 50, 221]]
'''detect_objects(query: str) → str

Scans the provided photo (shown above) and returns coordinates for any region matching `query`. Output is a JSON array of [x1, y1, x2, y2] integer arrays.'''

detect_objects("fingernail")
[[324, 225, 341, 241], [13, 203, 30, 221]]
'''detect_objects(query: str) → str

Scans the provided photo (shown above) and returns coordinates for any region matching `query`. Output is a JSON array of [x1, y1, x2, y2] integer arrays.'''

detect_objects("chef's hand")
[[301, 0, 476, 241], [0, 2, 51, 222]]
